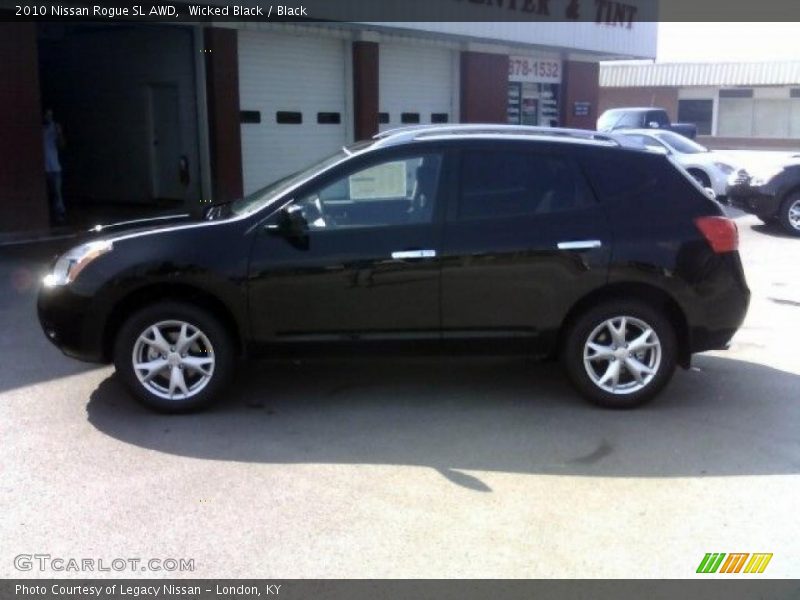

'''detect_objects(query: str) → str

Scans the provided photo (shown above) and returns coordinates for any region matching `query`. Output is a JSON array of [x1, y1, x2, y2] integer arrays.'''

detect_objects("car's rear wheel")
[[561, 301, 677, 409], [113, 301, 235, 412], [778, 193, 800, 236]]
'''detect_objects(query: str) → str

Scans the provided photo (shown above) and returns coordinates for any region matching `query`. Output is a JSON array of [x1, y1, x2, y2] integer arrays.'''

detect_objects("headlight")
[[713, 162, 735, 175], [43, 240, 113, 287], [727, 170, 746, 186]]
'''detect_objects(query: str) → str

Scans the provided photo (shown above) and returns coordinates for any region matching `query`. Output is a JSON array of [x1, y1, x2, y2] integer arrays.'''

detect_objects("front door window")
[[293, 153, 443, 230]]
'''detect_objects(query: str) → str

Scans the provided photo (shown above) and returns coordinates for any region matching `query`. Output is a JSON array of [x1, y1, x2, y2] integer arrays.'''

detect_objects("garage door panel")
[[239, 31, 347, 193], [379, 45, 455, 131]]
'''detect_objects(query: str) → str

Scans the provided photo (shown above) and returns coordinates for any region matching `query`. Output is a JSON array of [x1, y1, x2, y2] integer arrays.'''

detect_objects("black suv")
[[38, 125, 750, 412], [727, 159, 800, 236]]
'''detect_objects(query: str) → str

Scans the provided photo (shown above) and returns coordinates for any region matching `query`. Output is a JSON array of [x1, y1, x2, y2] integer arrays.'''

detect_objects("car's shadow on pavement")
[[85, 354, 800, 488], [751, 222, 798, 239]]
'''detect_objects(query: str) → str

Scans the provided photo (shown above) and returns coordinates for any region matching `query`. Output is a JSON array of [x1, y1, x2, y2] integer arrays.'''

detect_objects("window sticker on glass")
[[349, 161, 407, 200]]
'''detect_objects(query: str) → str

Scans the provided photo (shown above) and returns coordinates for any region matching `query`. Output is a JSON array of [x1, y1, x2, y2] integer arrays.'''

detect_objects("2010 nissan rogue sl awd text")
[[38, 125, 750, 412]]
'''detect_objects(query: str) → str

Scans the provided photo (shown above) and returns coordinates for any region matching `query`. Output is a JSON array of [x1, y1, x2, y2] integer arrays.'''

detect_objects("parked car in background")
[[598, 107, 697, 140], [728, 158, 800, 236], [617, 129, 739, 200], [38, 125, 749, 413]]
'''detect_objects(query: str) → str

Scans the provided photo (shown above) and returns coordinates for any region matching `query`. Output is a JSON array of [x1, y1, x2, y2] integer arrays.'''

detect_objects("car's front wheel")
[[113, 301, 235, 412], [561, 301, 677, 409], [778, 193, 800, 236]]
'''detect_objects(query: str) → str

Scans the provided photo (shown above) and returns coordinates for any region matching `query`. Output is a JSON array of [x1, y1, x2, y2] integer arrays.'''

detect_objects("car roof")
[[368, 124, 653, 153]]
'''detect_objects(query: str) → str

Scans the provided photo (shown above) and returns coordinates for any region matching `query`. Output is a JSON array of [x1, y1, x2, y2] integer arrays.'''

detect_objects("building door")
[[238, 30, 348, 194], [507, 55, 562, 127], [148, 84, 183, 201], [379, 44, 457, 131], [37, 24, 200, 206]]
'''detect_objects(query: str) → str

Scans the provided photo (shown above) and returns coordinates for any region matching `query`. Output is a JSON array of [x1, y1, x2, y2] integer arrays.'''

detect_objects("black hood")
[[76, 213, 196, 244]]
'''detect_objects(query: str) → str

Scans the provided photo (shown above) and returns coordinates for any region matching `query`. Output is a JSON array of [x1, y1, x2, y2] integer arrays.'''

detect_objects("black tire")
[[113, 301, 235, 413], [777, 193, 800, 237], [561, 300, 677, 409]]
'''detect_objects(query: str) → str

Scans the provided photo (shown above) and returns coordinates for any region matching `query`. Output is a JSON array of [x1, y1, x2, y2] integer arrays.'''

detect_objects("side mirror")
[[703, 187, 716, 200], [647, 121, 660, 129], [274, 204, 308, 238], [266, 204, 309, 249]]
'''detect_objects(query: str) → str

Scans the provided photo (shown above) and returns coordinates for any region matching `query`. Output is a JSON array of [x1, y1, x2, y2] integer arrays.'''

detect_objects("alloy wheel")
[[583, 316, 662, 395], [788, 198, 800, 231], [131, 320, 215, 400]]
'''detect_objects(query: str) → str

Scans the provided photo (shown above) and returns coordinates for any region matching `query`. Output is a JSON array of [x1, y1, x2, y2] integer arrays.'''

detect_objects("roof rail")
[[372, 124, 627, 147]]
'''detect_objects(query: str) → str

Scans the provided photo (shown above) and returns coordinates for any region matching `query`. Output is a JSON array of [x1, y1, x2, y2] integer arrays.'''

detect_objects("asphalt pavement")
[[1, 210, 798, 578]]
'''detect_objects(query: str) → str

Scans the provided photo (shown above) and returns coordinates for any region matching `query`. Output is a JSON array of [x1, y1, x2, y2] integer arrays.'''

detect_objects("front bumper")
[[37, 284, 107, 363], [709, 170, 731, 199], [727, 185, 782, 219]]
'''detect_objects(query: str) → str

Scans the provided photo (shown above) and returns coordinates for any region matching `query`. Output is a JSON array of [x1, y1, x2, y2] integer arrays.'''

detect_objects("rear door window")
[[580, 152, 659, 202], [580, 150, 706, 210], [456, 149, 595, 220]]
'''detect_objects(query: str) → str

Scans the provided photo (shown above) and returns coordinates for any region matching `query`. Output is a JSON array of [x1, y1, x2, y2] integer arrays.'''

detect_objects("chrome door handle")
[[557, 240, 602, 250], [391, 249, 437, 259]]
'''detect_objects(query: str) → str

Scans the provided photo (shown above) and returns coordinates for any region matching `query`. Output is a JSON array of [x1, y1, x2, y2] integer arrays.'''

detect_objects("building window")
[[276, 111, 302, 124], [754, 99, 791, 138], [677, 99, 712, 136], [240, 110, 261, 124], [317, 112, 341, 124], [378, 112, 389, 124], [719, 88, 754, 98], [718, 89, 796, 138], [791, 97, 800, 137], [401, 112, 420, 124], [507, 82, 560, 127], [718, 97, 753, 137]]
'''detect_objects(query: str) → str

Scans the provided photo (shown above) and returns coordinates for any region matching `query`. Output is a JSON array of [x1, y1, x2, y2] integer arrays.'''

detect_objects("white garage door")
[[239, 31, 348, 194], [379, 44, 456, 132]]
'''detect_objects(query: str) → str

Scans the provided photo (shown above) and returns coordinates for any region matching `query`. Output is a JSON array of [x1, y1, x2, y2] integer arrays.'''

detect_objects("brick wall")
[[560, 61, 600, 129], [460, 51, 509, 124]]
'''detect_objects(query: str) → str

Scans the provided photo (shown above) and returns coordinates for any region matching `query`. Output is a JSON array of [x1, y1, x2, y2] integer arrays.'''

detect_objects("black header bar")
[[2, 0, 800, 23]]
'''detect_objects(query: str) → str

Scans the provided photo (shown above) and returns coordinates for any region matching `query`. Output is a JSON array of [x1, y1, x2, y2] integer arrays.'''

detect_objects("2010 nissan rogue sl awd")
[[38, 125, 750, 412]]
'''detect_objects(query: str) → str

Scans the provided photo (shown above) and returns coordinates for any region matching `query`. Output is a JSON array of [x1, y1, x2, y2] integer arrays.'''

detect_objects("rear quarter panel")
[[578, 148, 748, 340]]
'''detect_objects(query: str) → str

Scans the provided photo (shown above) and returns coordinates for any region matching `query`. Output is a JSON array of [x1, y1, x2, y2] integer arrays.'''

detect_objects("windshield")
[[597, 111, 620, 131], [231, 142, 372, 216], [653, 131, 708, 154]]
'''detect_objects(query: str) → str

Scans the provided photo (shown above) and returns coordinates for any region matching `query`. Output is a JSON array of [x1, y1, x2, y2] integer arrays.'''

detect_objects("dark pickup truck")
[[597, 107, 697, 140]]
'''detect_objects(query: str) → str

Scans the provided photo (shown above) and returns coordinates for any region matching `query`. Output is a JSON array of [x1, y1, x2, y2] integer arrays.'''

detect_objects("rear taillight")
[[695, 216, 739, 253]]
